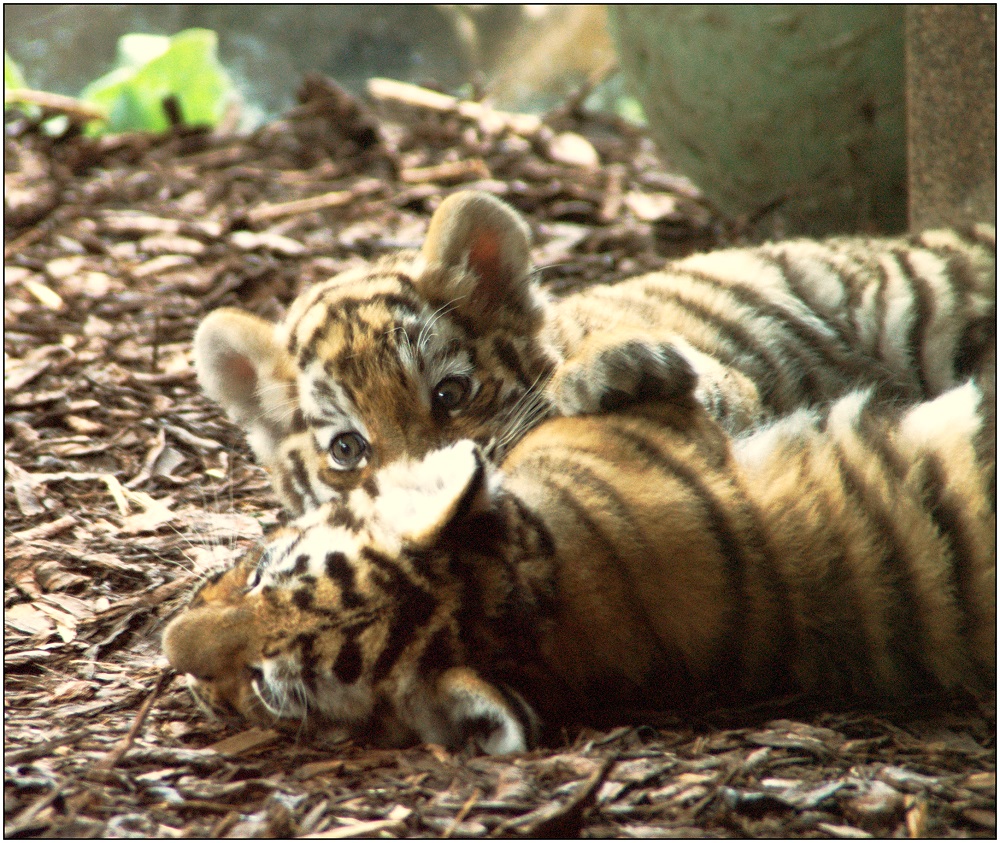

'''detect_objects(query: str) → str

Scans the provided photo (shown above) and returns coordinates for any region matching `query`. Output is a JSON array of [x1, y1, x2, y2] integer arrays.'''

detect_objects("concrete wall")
[[906, 5, 997, 230]]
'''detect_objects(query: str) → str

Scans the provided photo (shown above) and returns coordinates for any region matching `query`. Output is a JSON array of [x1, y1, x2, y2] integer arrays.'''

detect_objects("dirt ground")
[[4, 77, 995, 838]]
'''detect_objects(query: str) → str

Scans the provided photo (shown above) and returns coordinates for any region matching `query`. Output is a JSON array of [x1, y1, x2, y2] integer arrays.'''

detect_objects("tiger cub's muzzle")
[[162, 602, 269, 721]]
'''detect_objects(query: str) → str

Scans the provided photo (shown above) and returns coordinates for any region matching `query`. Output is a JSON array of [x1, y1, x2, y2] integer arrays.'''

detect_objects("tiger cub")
[[194, 191, 995, 515], [163, 379, 996, 754]]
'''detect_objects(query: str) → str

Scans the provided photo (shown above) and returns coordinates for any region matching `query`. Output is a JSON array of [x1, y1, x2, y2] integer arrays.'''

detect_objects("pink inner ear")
[[467, 229, 505, 302], [223, 353, 258, 389]]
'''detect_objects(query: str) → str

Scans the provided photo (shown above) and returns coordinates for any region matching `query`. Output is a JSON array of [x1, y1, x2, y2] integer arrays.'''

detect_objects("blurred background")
[[5, 6, 624, 121], [6, 4, 994, 235]]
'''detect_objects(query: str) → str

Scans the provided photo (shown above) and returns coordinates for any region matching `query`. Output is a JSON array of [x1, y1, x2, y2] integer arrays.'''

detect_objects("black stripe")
[[830, 442, 940, 693], [893, 249, 934, 397], [783, 447, 878, 697], [465, 376, 508, 423], [286, 448, 321, 510], [760, 248, 836, 328], [851, 393, 909, 481], [770, 246, 912, 395], [494, 683, 540, 749], [199, 569, 226, 592], [510, 495, 557, 562], [333, 636, 364, 684], [271, 533, 304, 570], [492, 335, 533, 388], [418, 626, 457, 674], [930, 244, 977, 299], [295, 632, 317, 687], [361, 548, 437, 682], [329, 504, 363, 532], [763, 249, 873, 377], [955, 309, 996, 380], [325, 551, 364, 609], [911, 454, 979, 641], [276, 473, 305, 517], [311, 379, 346, 413], [285, 285, 331, 357], [681, 266, 858, 398], [829, 245, 876, 358]]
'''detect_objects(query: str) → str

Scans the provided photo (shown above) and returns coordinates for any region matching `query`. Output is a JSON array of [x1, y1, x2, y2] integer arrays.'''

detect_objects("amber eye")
[[433, 376, 471, 412], [329, 432, 368, 469]]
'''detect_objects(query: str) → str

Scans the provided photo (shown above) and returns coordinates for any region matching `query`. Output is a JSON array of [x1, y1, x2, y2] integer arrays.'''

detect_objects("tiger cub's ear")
[[194, 308, 297, 466], [414, 191, 542, 331], [374, 441, 492, 549]]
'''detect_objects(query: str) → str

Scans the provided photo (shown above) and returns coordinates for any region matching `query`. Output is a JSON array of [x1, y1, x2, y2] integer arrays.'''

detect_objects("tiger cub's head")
[[195, 192, 558, 514], [162, 441, 539, 754]]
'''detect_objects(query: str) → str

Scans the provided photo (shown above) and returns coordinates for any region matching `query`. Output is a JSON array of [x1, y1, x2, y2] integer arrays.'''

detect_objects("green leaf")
[[116, 33, 171, 69], [81, 28, 233, 134], [4, 49, 27, 92]]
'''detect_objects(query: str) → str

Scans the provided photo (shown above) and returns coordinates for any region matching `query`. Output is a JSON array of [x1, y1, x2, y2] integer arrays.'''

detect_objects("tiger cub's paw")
[[549, 339, 698, 416]]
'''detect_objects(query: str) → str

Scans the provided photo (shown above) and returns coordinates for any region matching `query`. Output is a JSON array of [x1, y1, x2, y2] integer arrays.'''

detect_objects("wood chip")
[[23, 277, 66, 310], [9, 514, 77, 542], [230, 230, 307, 255], [303, 818, 407, 839], [207, 728, 282, 756], [817, 822, 874, 839]]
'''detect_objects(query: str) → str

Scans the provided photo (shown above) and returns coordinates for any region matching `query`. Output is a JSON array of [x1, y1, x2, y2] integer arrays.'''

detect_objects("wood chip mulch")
[[4, 75, 995, 838]]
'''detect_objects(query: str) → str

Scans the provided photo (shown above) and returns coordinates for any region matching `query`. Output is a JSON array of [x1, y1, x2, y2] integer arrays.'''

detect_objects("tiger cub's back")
[[546, 224, 996, 427]]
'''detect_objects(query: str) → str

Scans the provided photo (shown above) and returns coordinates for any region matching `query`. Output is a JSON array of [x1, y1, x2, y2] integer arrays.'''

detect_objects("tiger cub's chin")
[[165, 383, 995, 753]]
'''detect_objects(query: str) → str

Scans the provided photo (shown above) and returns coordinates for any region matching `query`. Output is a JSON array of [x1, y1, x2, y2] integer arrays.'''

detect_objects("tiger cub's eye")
[[329, 431, 368, 469], [433, 376, 471, 412], [246, 568, 261, 588]]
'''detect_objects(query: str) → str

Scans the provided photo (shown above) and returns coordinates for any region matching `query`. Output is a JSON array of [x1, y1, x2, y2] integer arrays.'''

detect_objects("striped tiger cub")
[[163, 378, 996, 754], [194, 191, 995, 515]]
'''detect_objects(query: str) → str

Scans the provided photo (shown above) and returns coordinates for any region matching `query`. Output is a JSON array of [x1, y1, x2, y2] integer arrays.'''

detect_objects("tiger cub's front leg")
[[546, 333, 761, 431]]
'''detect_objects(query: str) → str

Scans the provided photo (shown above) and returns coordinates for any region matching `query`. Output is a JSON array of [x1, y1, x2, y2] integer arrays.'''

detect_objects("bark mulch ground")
[[4, 76, 995, 838]]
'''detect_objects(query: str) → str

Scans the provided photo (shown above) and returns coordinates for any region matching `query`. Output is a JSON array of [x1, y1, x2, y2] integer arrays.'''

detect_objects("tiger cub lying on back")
[[195, 191, 995, 515], [164, 376, 996, 754]]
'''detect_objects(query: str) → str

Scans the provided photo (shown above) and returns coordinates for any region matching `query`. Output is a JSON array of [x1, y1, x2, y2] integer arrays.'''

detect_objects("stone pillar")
[[906, 5, 997, 230]]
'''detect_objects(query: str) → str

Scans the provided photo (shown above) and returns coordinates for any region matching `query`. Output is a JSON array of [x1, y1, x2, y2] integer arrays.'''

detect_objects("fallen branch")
[[367, 77, 543, 137], [5, 88, 107, 123], [92, 667, 173, 773], [246, 178, 382, 224], [400, 158, 491, 184]]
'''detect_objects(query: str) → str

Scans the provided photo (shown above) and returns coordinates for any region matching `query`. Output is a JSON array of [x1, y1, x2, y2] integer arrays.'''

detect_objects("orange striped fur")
[[164, 380, 995, 753]]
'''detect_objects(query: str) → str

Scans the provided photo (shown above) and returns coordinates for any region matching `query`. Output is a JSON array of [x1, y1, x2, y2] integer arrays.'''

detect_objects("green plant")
[[5, 28, 234, 136], [4, 49, 26, 90], [80, 29, 234, 134]]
